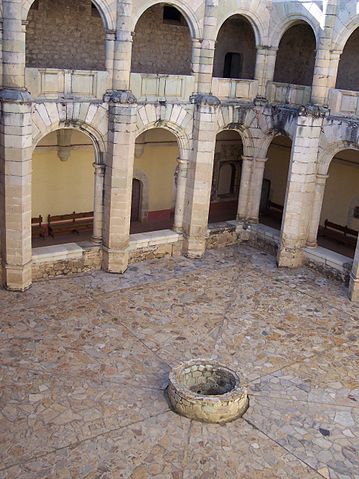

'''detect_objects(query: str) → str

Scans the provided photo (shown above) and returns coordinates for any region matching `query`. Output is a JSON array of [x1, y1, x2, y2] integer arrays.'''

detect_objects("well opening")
[[167, 359, 249, 424], [180, 364, 236, 395]]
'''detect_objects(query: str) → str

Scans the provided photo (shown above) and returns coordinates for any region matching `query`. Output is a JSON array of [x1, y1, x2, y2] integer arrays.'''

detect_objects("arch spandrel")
[[22, 0, 116, 31]]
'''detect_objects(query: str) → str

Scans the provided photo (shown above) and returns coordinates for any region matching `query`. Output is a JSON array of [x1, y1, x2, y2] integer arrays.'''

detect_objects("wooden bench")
[[32, 215, 45, 238], [320, 219, 358, 246], [48, 211, 94, 238]]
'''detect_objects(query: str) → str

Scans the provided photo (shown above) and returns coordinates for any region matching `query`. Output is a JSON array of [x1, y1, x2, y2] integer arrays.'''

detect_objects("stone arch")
[[218, 126, 253, 158], [270, 15, 319, 49], [318, 141, 359, 176], [216, 110, 254, 157], [332, 15, 359, 53], [136, 105, 192, 160], [22, 0, 115, 31], [132, 0, 200, 40], [213, 13, 258, 80], [335, 26, 359, 91], [261, 128, 295, 159], [273, 20, 317, 86], [32, 103, 107, 164], [215, 10, 264, 47]]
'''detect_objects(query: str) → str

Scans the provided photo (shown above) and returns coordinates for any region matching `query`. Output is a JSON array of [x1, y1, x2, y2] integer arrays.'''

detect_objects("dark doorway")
[[131, 179, 141, 222], [223, 52, 242, 79]]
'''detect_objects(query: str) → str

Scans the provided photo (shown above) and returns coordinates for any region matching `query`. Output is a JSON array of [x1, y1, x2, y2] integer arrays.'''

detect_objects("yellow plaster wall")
[[263, 137, 291, 205], [134, 129, 178, 212], [32, 130, 95, 221], [320, 152, 359, 231], [213, 130, 242, 199]]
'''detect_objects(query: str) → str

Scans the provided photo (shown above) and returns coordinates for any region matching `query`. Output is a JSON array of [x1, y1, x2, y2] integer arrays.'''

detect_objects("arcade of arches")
[[1, 0, 359, 305]]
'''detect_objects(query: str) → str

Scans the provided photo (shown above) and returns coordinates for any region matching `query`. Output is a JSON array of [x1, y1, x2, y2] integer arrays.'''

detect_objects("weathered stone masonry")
[[1, 0, 359, 303]]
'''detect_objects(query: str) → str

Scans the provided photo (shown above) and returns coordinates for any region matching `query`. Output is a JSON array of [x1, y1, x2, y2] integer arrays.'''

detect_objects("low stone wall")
[[206, 222, 239, 249], [304, 247, 353, 284], [248, 233, 279, 257], [304, 257, 351, 283], [32, 244, 102, 280], [129, 240, 183, 264]]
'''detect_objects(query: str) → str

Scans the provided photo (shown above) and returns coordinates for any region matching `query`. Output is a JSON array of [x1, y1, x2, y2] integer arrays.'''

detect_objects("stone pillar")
[[183, 94, 220, 257], [311, 0, 338, 105], [192, 38, 202, 87], [91, 163, 105, 244], [0, 90, 33, 291], [237, 156, 253, 220], [102, 90, 137, 273], [255, 47, 277, 98], [247, 158, 267, 221], [349, 240, 359, 301], [0, 0, 32, 291], [2, 0, 26, 89], [173, 157, 189, 233], [306, 173, 329, 247], [197, 0, 218, 94], [112, 0, 133, 91], [277, 106, 326, 267], [105, 30, 116, 82]]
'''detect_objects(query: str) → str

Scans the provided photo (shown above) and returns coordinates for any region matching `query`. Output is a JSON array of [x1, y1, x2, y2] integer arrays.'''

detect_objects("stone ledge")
[[207, 220, 237, 235], [304, 246, 353, 273], [32, 243, 84, 264], [250, 223, 280, 243], [128, 229, 181, 251]]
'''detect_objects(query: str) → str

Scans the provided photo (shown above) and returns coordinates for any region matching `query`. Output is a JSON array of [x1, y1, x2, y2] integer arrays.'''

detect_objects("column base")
[[91, 236, 103, 245], [306, 240, 318, 248], [183, 235, 206, 259], [349, 275, 359, 302], [102, 247, 129, 274], [3, 261, 32, 291], [277, 243, 305, 268]]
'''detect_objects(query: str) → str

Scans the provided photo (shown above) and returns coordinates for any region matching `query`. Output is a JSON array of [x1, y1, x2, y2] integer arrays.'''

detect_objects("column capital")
[[298, 104, 330, 118], [93, 163, 106, 175], [106, 30, 116, 39], [316, 173, 329, 182], [176, 157, 190, 168], [0, 88, 32, 103], [190, 93, 221, 108], [256, 45, 278, 52], [104, 89, 137, 104]]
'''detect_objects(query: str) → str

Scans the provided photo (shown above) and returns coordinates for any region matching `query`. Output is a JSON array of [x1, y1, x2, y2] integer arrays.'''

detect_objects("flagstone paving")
[[0, 244, 358, 478]]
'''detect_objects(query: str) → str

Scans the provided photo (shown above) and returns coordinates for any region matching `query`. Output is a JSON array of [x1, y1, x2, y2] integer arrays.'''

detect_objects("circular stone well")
[[167, 359, 248, 424]]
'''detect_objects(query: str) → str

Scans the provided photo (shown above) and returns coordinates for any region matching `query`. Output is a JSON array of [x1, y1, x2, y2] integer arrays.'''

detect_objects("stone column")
[[183, 94, 220, 257], [247, 158, 267, 222], [173, 157, 189, 233], [197, 0, 218, 94], [2, 0, 26, 89], [91, 163, 105, 244], [255, 47, 277, 98], [349, 240, 359, 301], [0, 90, 33, 291], [306, 173, 329, 247], [112, 0, 133, 91], [0, 0, 32, 291], [192, 38, 202, 87], [311, 0, 337, 105], [237, 156, 253, 220], [102, 90, 137, 273], [105, 30, 116, 83], [277, 106, 326, 267]]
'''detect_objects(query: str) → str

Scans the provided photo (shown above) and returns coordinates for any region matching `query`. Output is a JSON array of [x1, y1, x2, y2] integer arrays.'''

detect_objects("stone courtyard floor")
[[1, 244, 359, 479]]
